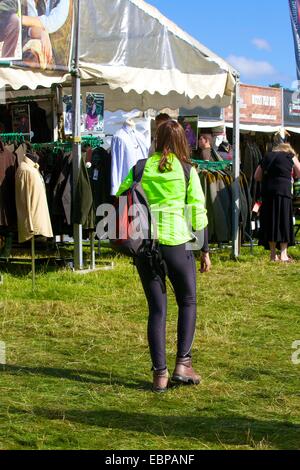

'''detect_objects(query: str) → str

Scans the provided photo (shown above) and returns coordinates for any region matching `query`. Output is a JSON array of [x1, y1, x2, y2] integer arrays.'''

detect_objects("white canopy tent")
[[1, 0, 236, 109], [0, 0, 240, 266]]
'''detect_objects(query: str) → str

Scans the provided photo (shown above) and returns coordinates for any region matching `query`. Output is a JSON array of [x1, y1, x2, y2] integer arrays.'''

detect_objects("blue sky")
[[146, 0, 296, 89]]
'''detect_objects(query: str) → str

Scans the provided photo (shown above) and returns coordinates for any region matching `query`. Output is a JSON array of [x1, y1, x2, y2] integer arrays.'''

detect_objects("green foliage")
[[0, 246, 300, 450]]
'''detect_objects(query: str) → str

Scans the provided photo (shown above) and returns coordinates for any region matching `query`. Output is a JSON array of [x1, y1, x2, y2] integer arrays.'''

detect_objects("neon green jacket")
[[117, 153, 208, 246]]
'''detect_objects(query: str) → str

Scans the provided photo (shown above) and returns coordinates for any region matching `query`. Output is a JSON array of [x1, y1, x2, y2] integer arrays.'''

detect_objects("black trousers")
[[135, 244, 197, 371]]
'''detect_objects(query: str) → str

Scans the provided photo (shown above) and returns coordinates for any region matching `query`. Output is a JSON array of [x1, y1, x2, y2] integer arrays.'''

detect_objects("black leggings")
[[135, 244, 197, 371]]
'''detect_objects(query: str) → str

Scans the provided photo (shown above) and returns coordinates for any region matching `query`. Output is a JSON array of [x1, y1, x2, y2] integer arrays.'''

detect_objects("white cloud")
[[226, 55, 277, 79], [252, 38, 271, 51]]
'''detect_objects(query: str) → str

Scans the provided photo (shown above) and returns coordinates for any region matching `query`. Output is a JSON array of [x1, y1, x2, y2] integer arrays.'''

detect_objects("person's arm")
[[39, 0, 70, 34], [200, 228, 211, 273], [22, 15, 44, 29], [28, 26, 53, 63], [293, 157, 300, 179], [254, 165, 263, 182], [186, 166, 208, 232]]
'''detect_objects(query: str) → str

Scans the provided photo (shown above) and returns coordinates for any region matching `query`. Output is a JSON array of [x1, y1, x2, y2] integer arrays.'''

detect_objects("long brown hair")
[[155, 120, 192, 172]]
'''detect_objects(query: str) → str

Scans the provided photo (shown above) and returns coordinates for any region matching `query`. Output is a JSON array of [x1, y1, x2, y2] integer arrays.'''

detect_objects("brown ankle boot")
[[172, 357, 201, 385], [152, 369, 169, 393]]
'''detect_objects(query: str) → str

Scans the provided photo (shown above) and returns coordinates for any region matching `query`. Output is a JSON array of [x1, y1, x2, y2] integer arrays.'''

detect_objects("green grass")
[[0, 245, 300, 450]]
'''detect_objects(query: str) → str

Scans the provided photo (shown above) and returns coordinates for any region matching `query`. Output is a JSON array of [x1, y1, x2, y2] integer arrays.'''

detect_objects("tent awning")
[[226, 122, 281, 134], [0, 0, 236, 110], [285, 126, 300, 134]]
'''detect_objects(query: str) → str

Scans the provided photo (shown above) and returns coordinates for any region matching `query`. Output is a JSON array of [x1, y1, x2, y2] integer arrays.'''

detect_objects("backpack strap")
[[133, 158, 147, 183]]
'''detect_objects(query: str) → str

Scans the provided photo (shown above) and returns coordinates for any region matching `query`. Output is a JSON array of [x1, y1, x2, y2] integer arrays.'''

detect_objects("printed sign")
[[284, 89, 300, 127], [225, 84, 282, 126], [11, 103, 31, 134], [84, 93, 104, 133], [0, 0, 22, 61], [63, 94, 84, 135], [178, 115, 199, 150]]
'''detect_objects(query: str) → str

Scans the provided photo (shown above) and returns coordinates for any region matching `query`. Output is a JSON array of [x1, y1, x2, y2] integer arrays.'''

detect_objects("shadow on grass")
[[3, 365, 150, 391], [9, 406, 300, 450]]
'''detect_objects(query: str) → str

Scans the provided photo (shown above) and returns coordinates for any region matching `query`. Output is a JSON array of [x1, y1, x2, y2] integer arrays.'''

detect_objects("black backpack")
[[109, 158, 191, 258]]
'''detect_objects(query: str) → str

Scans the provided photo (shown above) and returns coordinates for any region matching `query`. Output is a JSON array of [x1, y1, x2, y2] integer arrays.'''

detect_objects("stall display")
[[193, 160, 252, 245], [0, 0, 238, 268]]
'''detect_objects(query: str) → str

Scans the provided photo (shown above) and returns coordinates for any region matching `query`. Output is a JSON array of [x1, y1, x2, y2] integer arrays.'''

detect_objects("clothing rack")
[[31, 141, 73, 152], [81, 135, 104, 148], [31, 136, 104, 153], [192, 160, 232, 171], [0, 132, 27, 144]]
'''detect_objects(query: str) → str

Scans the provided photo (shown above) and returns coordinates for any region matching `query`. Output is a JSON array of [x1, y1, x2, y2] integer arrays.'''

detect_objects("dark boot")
[[172, 357, 201, 385], [152, 369, 169, 393]]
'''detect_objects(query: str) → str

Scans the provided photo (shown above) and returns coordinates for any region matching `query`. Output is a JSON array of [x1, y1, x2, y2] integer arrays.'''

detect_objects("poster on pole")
[[63, 95, 84, 135], [9, 0, 75, 71], [178, 115, 199, 150], [11, 103, 31, 135], [0, 0, 22, 62], [289, 0, 300, 81], [84, 93, 104, 133]]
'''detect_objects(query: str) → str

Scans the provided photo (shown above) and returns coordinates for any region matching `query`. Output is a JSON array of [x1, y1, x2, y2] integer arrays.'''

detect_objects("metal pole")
[[281, 86, 285, 139], [90, 231, 95, 270], [72, 0, 83, 270], [232, 74, 240, 259], [52, 87, 58, 142], [31, 236, 36, 292]]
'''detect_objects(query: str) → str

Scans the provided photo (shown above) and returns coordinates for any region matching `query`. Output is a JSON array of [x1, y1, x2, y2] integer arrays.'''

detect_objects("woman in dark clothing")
[[255, 143, 300, 262]]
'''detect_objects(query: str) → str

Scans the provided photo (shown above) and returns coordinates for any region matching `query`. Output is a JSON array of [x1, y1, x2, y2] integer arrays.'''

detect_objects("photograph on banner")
[[0, 0, 22, 61], [178, 115, 199, 150], [63, 95, 84, 136], [11, 103, 31, 134], [84, 93, 104, 133], [12, 0, 75, 71]]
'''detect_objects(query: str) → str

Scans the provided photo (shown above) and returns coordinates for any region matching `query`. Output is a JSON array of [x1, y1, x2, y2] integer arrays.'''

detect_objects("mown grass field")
[[0, 244, 299, 450]]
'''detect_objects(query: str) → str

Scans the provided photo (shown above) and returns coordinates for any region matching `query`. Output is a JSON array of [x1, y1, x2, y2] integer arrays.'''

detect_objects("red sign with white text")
[[225, 84, 282, 126]]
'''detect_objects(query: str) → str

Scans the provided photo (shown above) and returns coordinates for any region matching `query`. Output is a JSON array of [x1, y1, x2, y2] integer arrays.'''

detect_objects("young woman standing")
[[117, 121, 208, 392]]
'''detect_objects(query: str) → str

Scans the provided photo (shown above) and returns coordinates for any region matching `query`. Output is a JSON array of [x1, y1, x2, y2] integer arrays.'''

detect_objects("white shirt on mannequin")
[[111, 122, 149, 196]]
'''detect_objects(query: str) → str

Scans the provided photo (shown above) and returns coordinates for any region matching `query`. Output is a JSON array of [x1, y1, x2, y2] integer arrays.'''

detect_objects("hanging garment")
[[51, 152, 72, 234], [0, 143, 17, 230], [89, 147, 113, 212], [73, 154, 95, 230], [199, 167, 251, 244], [51, 151, 95, 234], [111, 123, 149, 195], [15, 156, 53, 243], [14, 143, 27, 166], [241, 141, 262, 201]]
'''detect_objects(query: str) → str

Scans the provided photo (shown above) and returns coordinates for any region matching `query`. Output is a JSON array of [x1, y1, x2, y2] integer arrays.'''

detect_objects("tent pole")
[[232, 74, 240, 259], [72, 0, 83, 270]]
